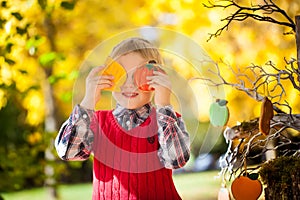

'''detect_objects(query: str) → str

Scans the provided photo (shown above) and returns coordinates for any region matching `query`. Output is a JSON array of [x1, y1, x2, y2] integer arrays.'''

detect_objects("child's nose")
[[121, 72, 137, 89]]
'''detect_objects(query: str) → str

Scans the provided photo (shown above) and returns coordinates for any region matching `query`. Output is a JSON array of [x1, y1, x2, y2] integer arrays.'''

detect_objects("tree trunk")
[[295, 15, 300, 69], [262, 15, 300, 200], [260, 156, 300, 200], [43, 14, 58, 200], [265, 167, 300, 200], [43, 80, 58, 200]]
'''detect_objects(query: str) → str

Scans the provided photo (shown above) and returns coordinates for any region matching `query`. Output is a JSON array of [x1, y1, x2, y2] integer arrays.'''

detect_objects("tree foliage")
[[0, 0, 299, 193]]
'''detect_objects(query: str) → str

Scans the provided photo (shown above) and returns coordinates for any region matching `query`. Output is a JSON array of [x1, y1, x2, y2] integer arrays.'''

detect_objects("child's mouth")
[[122, 92, 138, 98]]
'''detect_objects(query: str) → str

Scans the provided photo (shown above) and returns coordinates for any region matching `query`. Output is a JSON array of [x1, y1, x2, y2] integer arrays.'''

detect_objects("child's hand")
[[80, 66, 114, 109], [147, 71, 171, 107]]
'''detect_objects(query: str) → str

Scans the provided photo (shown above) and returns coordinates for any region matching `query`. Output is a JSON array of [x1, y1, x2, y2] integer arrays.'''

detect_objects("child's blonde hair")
[[109, 37, 163, 64]]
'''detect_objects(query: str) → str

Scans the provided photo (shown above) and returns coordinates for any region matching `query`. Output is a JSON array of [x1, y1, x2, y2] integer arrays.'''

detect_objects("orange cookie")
[[101, 57, 126, 91], [134, 63, 165, 91]]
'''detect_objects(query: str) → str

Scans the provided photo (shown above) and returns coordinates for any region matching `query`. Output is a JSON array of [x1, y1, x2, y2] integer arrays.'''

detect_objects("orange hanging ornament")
[[231, 160, 262, 200], [259, 97, 274, 135]]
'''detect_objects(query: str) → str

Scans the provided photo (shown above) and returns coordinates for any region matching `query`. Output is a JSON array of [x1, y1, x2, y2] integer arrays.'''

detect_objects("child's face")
[[112, 52, 154, 109]]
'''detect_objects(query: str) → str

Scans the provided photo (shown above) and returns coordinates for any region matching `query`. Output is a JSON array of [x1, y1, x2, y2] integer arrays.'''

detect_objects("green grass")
[[1, 184, 93, 200], [1, 171, 221, 200], [174, 171, 221, 200]]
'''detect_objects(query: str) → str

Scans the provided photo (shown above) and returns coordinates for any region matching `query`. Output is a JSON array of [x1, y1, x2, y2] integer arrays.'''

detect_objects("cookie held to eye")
[[134, 63, 165, 91], [101, 57, 126, 91]]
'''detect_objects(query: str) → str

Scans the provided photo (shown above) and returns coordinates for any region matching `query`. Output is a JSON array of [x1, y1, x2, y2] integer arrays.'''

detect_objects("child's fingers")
[[152, 70, 167, 76], [85, 74, 114, 93], [89, 76, 113, 87], [96, 82, 113, 90], [87, 65, 117, 81], [149, 80, 171, 90], [148, 71, 169, 81], [87, 66, 105, 77], [89, 75, 114, 82], [87, 74, 114, 87], [97, 79, 114, 87], [147, 72, 171, 90]]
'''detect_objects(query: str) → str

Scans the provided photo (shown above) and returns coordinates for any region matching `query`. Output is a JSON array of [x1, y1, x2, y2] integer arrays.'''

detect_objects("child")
[[55, 37, 190, 200]]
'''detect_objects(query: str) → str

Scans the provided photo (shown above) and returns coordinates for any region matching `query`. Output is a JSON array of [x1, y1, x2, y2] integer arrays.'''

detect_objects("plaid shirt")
[[55, 103, 190, 169]]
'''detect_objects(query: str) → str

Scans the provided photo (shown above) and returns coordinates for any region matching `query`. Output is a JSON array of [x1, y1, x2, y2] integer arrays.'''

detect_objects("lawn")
[[1, 171, 222, 200]]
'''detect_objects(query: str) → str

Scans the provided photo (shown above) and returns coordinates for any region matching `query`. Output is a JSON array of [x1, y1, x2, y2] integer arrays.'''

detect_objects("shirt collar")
[[112, 103, 152, 130]]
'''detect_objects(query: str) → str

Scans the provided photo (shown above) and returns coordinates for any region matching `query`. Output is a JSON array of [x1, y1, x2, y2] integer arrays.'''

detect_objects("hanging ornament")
[[209, 99, 229, 127], [218, 185, 230, 200], [231, 160, 262, 200], [259, 97, 274, 135], [231, 174, 262, 200]]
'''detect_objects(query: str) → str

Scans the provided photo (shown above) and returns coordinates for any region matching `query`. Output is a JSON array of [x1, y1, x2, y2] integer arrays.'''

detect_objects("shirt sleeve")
[[156, 105, 190, 169], [54, 104, 95, 161]]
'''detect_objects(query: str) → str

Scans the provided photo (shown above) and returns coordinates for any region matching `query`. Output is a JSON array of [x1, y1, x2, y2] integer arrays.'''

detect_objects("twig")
[[191, 60, 299, 112], [204, 0, 296, 41]]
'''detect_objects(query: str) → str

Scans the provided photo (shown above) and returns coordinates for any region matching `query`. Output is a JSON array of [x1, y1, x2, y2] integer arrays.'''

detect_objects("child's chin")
[[123, 102, 145, 110]]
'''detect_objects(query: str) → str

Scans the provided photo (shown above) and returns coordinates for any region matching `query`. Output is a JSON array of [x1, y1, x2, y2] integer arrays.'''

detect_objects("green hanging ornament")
[[209, 99, 229, 127]]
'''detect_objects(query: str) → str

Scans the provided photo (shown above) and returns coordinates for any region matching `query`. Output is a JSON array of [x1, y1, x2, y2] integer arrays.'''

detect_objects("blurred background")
[[0, 0, 299, 199]]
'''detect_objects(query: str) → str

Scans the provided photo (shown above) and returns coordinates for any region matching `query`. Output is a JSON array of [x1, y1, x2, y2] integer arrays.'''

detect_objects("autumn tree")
[[0, 1, 82, 198], [1, 0, 180, 198], [0, 0, 148, 197], [203, 0, 300, 199]]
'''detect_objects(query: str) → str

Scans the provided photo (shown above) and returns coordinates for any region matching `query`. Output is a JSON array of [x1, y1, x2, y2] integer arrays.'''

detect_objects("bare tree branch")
[[220, 115, 300, 181], [195, 60, 300, 185], [191, 59, 299, 113], [204, 0, 296, 41]]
